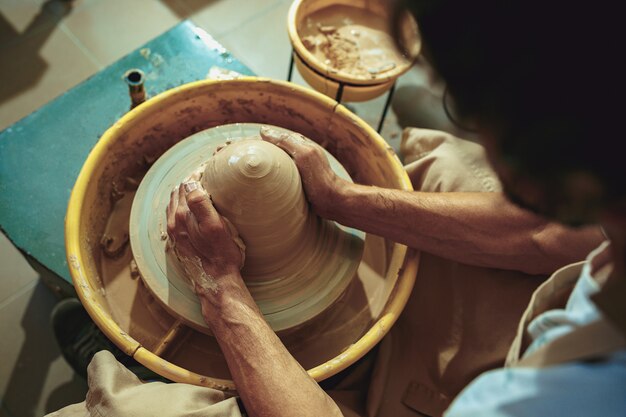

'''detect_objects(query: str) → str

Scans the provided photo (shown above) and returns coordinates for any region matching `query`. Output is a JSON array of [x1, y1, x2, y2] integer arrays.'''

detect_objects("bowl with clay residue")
[[65, 77, 419, 391], [288, 0, 421, 102]]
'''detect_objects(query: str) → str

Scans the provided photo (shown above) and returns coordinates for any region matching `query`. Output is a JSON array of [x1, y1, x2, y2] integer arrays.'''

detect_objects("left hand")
[[166, 181, 245, 295], [260, 126, 350, 219]]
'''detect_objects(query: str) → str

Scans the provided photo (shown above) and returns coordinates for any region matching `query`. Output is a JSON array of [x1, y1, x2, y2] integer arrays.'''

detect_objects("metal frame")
[[287, 49, 395, 134]]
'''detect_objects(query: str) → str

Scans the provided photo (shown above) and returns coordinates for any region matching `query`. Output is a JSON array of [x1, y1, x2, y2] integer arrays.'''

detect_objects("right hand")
[[260, 126, 349, 218], [166, 182, 246, 297]]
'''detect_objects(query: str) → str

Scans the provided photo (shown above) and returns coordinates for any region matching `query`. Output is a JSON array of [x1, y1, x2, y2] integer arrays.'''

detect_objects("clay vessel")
[[202, 139, 310, 281]]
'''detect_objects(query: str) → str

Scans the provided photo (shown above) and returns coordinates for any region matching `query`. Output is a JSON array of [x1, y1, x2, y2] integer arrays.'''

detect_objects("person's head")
[[394, 0, 621, 227]]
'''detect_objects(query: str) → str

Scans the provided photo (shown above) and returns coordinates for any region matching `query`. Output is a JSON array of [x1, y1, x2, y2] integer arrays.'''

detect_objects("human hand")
[[166, 182, 246, 296], [259, 126, 349, 219]]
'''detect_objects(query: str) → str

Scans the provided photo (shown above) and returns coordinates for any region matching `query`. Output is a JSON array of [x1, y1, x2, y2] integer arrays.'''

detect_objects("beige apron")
[[45, 350, 243, 417], [364, 129, 545, 417]]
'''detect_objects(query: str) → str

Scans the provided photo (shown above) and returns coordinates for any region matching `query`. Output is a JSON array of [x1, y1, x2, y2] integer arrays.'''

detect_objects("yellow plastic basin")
[[65, 77, 419, 390]]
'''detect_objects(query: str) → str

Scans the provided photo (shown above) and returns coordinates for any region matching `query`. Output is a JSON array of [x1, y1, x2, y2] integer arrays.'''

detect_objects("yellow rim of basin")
[[65, 77, 419, 390]]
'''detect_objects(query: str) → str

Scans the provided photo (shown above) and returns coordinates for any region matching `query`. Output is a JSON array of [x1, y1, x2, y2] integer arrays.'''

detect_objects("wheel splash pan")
[[65, 77, 419, 391]]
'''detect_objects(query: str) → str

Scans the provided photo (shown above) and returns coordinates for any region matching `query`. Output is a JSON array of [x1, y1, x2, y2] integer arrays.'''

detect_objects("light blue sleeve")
[[444, 351, 626, 417]]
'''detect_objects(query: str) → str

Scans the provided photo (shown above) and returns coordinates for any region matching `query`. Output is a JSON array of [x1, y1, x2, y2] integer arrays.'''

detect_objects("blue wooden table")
[[0, 21, 253, 288]]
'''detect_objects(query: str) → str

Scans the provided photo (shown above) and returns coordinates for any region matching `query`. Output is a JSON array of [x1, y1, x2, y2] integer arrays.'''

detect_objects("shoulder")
[[445, 351, 626, 417]]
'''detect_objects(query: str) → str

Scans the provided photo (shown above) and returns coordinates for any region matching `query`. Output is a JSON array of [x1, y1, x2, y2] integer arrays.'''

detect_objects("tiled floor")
[[0, 1, 457, 415]]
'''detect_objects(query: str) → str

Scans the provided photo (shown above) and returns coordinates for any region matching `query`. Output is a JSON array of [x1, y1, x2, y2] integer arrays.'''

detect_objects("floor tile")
[[215, 0, 292, 80], [185, 0, 282, 37], [0, 0, 58, 39], [159, 0, 192, 19], [0, 281, 87, 417], [0, 21, 99, 129], [0, 233, 39, 307], [0, 0, 93, 49], [63, 0, 181, 68], [38, 357, 88, 415]]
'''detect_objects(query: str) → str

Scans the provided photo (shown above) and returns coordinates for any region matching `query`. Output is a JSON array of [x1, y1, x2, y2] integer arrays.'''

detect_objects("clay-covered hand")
[[166, 181, 246, 295], [260, 126, 349, 218]]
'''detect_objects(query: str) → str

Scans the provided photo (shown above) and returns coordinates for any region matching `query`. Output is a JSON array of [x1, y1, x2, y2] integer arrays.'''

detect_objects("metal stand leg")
[[377, 82, 396, 133], [335, 83, 345, 103], [287, 49, 294, 82]]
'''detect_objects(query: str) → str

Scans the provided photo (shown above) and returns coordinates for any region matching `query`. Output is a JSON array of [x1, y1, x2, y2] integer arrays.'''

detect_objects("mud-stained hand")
[[166, 181, 245, 296], [259, 126, 349, 218]]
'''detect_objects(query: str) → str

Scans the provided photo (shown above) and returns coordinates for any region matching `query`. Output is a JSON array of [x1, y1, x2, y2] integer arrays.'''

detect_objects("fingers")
[[166, 184, 193, 246], [167, 182, 213, 253], [167, 186, 178, 217], [167, 182, 217, 233], [166, 186, 180, 236], [185, 185, 220, 226], [166, 185, 194, 258], [259, 126, 309, 157], [166, 183, 201, 237], [175, 183, 189, 226]]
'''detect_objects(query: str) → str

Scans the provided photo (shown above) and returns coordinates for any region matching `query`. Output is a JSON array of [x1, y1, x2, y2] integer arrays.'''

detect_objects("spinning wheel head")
[[130, 123, 365, 333]]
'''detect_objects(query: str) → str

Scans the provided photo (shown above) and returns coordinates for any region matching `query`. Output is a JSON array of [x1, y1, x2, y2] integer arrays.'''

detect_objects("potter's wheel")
[[129, 123, 365, 333]]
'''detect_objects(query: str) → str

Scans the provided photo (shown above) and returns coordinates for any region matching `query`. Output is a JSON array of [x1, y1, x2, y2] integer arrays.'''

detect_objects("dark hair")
[[394, 0, 622, 222]]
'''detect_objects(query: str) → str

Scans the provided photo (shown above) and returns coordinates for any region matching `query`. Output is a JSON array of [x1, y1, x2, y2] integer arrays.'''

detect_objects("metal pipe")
[[377, 81, 396, 133], [287, 48, 295, 82], [335, 82, 345, 103], [124, 69, 146, 108]]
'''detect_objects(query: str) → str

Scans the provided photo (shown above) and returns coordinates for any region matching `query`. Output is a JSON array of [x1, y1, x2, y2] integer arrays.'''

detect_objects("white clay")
[[178, 254, 218, 294]]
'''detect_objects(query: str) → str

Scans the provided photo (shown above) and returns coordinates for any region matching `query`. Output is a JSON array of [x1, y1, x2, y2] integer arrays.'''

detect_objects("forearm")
[[199, 273, 341, 417], [327, 183, 603, 275]]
